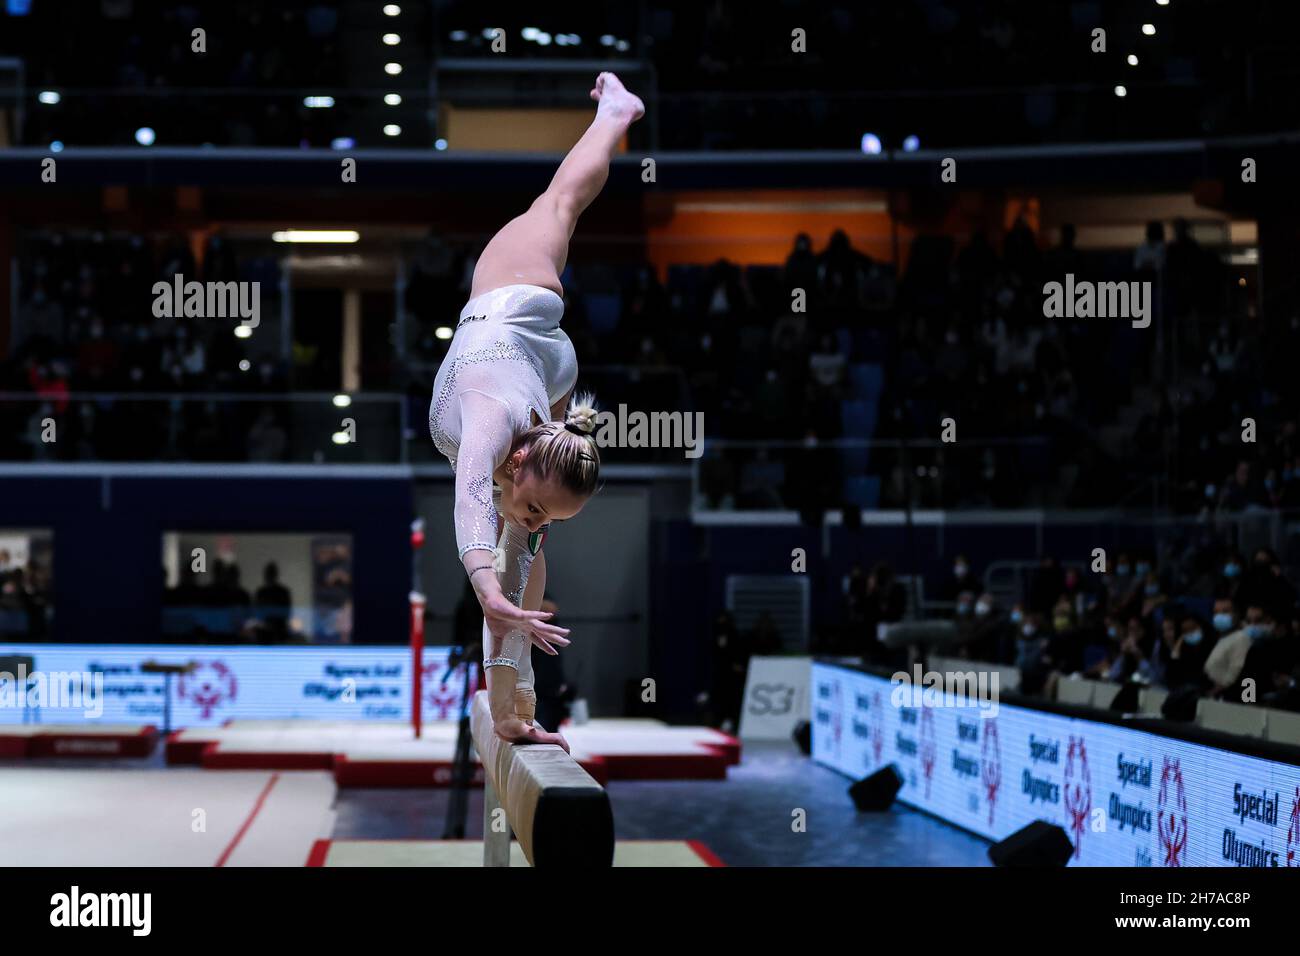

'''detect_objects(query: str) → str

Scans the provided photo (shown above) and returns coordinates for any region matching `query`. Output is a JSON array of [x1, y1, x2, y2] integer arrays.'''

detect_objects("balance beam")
[[470, 690, 614, 867]]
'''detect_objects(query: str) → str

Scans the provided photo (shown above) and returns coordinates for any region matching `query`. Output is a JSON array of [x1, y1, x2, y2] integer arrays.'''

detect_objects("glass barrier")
[[0, 392, 406, 464], [692, 437, 1061, 513], [160, 605, 328, 644]]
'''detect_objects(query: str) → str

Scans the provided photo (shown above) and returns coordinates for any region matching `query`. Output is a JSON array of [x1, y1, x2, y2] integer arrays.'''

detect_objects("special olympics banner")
[[811, 661, 1300, 867], [739, 656, 811, 740], [0, 644, 477, 728]]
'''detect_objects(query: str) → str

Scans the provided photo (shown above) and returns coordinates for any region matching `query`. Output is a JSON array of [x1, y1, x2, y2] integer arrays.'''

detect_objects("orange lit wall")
[[643, 189, 898, 276], [440, 105, 627, 153]]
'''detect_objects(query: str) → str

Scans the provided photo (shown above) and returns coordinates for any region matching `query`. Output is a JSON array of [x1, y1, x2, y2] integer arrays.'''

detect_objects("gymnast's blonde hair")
[[516, 392, 601, 497]]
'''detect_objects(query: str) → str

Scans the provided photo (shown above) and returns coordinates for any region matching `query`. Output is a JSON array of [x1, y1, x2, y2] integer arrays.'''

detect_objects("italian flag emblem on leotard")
[[528, 526, 549, 556]]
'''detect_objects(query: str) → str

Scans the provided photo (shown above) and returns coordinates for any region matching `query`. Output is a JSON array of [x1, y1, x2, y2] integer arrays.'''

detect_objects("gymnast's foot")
[[495, 716, 571, 754], [590, 71, 644, 125]]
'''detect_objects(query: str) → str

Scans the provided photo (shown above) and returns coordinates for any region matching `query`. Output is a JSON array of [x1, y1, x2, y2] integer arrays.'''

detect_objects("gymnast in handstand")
[[430, 73, 644, 749]]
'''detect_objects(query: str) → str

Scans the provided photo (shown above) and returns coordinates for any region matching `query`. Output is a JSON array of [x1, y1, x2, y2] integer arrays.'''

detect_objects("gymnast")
[[430, 73, 644, 750]]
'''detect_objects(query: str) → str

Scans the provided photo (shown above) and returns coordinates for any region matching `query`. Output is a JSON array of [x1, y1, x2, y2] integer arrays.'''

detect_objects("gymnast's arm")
[[453, 391, 569, 729]]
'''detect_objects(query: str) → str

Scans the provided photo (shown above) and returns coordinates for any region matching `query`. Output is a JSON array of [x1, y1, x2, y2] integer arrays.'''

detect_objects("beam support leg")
[[483, 777, 510, 867]]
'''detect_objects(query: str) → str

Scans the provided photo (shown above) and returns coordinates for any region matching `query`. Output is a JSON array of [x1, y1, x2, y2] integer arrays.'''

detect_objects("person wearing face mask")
[[999, 603, 1027, 665], [1015, 613, 1052, 695], [941, 554, 976, 602], [1115, 554, 1158, 619], [1211, 597, 1237, 637], [1105, 617, 1152, 683], [1204, 603, 1263, 696], [953, 589, 976, 621], [1138, 572, 1167, 619], [1106, 553, 1134, 606], [1175, 616, 1214, 684], [964, 591, 1004, 661], [1155, 613, 1213, 690], [1238, 609, 1296, 705]]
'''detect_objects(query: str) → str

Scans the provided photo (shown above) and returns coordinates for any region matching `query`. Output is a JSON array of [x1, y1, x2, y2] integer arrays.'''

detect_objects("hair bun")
[[564, 392, 599, 436]]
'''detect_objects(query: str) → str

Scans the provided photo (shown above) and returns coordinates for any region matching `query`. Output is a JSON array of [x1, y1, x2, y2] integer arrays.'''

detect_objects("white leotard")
[[428, 284, 578, 690]]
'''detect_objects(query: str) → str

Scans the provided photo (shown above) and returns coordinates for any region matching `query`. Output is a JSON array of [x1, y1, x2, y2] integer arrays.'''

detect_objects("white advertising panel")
[[812, 662, 1300, 867], [739, 656, 811, 740], [0, 644, 475, 728]]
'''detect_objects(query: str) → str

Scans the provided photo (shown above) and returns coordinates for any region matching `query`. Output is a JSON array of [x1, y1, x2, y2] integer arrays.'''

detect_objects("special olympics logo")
[[870, 690, 884, 765], [1285, 787, 1299, 867], [1062, 735, 1092, 860], [1156, 756, 1189, 867], [981, 718, 1002, 827], [423, 660, 479, 719], [177, 660, 237, 719], [919, 706, 937, 798]]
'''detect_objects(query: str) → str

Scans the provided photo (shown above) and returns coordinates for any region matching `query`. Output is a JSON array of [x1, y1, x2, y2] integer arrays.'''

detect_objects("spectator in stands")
[[1133, 221, 1167, 273], [253, 562, 292, 642], [842, 562, 868, 630], [247, 407, 288, 462], [1015, 611, 1052, 693], [1136, 569, 1168, 621], [1149, 616, 1175, 685], [863, 562, 906, 633], [817, 229, 870, 309], [941, 553, 977, 602], [1219, 552, 1247, 601], [1204, 603, 1265, 697], [1105, 552, 1135, 607], [1211, 596, 1238, 639], [1106, 616, 1154, 683], [1044, 223, 1082, 278], [164, 565, 206, 608], [807, 333, 846, 393], [1236, 547, 1296, 614], [953, 589, 976, 621], [1219, 461, 1268, 512], [702, 259, 749, 319], [1084, 614, 1125, 679], [1165, 218, 1205, 321], [1003, 215, 1040, 282], [1173, 615, 1215, 689], [783, 233, 818, 294], [1001, 602, 1028, 664], [1237, 609, 1297, 704], [211, 562, 251, 612], [962, 591, 1006, 662]]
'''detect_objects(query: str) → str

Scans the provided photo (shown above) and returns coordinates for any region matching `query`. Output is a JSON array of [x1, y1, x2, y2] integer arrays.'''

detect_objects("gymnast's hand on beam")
[[479, 590, 572, 655], [495, 716, 571, 754]]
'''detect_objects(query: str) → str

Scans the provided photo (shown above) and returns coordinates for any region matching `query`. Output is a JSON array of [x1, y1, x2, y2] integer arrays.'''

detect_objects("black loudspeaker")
[[848, 765, 903, 811], [792, 720, 812, 755], [987, 821, 1074, 867]]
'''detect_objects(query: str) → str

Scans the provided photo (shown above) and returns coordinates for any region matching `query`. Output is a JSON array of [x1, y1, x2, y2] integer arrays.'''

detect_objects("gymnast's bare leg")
[[477, 73, 643, 746]]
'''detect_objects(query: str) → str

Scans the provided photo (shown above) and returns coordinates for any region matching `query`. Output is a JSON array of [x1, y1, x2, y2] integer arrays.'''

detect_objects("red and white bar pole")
[[410, 518, 427, 739]]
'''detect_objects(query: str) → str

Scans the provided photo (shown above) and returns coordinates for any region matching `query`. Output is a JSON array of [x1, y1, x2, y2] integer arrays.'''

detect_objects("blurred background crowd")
[[4, 0, 1294, 150]]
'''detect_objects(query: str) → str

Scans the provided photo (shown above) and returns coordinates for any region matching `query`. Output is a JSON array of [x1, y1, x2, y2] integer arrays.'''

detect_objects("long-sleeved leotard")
[[429, 285, 578, 696]]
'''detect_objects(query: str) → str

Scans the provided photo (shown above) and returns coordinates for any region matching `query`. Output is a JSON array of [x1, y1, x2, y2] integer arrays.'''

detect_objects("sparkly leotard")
[[428, 284, 578, 692]]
